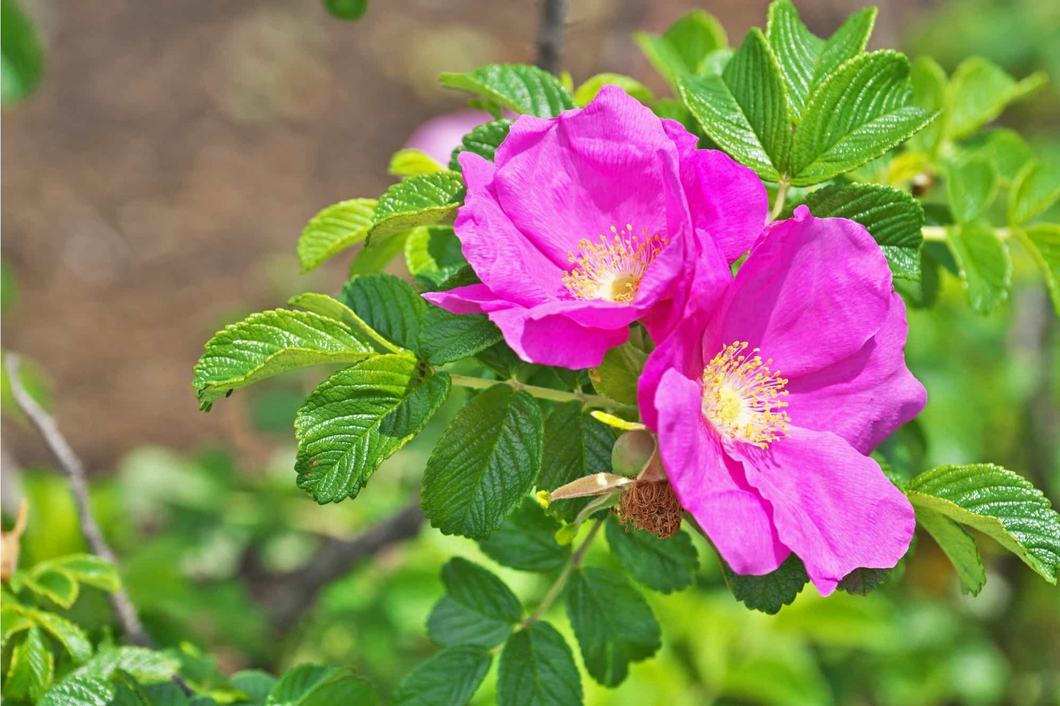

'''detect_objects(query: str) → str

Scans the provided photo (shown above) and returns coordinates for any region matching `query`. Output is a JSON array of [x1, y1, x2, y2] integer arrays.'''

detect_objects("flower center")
[[562, 224, 665, 304], [702, 341, 790, 449]]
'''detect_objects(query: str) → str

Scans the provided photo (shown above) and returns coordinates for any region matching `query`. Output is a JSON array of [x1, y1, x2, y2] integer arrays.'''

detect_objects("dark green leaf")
[[944, 58, 1047, 141], [390, 647, 491, 706], [296, 199, 376, 272], [449, 120, 513, 172], [498, 622, 582, 706], [802, 183, 925, 280], [340, 274, 426, 354], [1, 0, 45, 104], [635, 10, 727, 90], [836, 567, 891, 596], [588, 341, 646, 405], [418, 306, 503, 364], [1017, 224, 1060, 315], [1009, 160, 1060, 226], [474, 341, 527, 380], [404, 226, 468, 291], [440, 64, 574, 118], [421, 385, 543, 539], [427, 558, 521, 649], [944, 223, 1011, 314], [368, 171, 465, 245], [5, 626, 54, 701], [479, 498, 571, 572], [538, 402, 615, 523], [605, 520, 698, 593], [427, 597, 512, 651], [295, 356, 450, 503], [724, 553, 808, 614], [946, 157, 999, 224], [914, 506, 986, 596], [565, 566, 660, 687]]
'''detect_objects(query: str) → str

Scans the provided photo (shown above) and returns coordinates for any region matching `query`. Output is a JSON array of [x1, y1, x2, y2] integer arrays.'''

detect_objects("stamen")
[[701, 341, 790, 449], [563, 224, 666, 304]]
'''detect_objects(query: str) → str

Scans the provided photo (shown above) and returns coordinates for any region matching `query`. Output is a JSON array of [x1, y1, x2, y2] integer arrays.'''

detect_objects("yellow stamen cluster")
[[562, 224, 665, 304], [702, 341, 790, 449]]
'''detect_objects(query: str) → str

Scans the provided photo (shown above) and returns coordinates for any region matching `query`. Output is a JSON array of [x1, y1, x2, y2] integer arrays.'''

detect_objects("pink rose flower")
[[640, 206, 925, 595], [424, 86, 766, 368]]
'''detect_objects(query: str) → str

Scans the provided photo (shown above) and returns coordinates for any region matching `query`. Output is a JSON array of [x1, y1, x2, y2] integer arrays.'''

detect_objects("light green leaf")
[[266, 665, 377, 706], [31, 555, 120, 594], [192, 309, 375, 411], [588, 341, 646, 405], [449, 119, 512, 172], [75, 646, 179, 683], [388, 149, 445, 178], [478, 498, 571, 573], [295, 356, 450, 503], [287, 292, 402, 355], [267, 665, 333, 706], [915, 506, 986, 596], [418, 306, 503, 365], [29, 609, 92, 664], [349, 229, 410, 276], [905, 464, 1060, 583], [960, 129, 1033, 185], [1009, 160, 1060, 226], [944, 58, 1047, 140], [427, 558, 521, 649], [24, 569, 78, 608], [404, 226, 468, 291], [39, 675, 115, 706], [390, 647, 492, 706], [421, 384, 543, 539], [605, 519, 698, 594], [791, 51, 936, 186], [538, 402, 615, 523], [766, 1, 876, 120], [908, 56, 948, 155], [1, 604, 34, 648], [723, 553, 808, 614], [635, 9, 727, 90], [573, 73, 654, 107], [678, 29, 791, 182], [341, 274, 426, 354], [802, 183, 925, 280], [440, 64, 574, 117], [565, 566, 660, 687], [367, 171, 465, 245], [6, 626, 54, 702], [498, 622, 583, 706], [944, 223, 1011, 314], [946, 157, 999, 224], [1, 0, 45, 105], [1017, 223, 1060, 315], [296, 199, 376, 273]]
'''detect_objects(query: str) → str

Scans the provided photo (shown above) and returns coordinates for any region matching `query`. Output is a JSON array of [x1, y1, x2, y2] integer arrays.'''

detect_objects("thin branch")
[[766, 178, 790, 224], [449, 373, 617, 409], [536, 0, 567, 75], [523, 519, 603, 626], [260, 501, 425, 633], [4, 353, 153, 648]]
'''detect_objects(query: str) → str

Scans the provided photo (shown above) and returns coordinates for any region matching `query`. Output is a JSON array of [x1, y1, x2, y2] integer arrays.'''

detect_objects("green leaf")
[[498, 622, 582, 706], [418, 307, 503, 365], [388, 149, 445, 178], [635, 10, 727, 90], [605, 520, 698, 594], [565, 566, 660, 686], [421, 385, 543, 539], [323, 0, 366, 21], [1009, 160, 1060, 226], [791, 51, 936, 185], [341, 274, 426, 355], [404, 226, 468, 291], [295, 356, 450, 503], [573, 73, 654, 108], [440, 64, 575, 118], [192, 309, 375, 411], [267, 665, 333, 705], [6, 627, 54, 701], [296, 199, 376, 272], [474, 341, 527, 380], [390, 647, 491, 706], [946, 157, 999, 224], [723, 553, 808, 614], [427, 558, 521, 649], [905, 464, 1060, 584], [1017, 224, 1060, 315], [908, 56, 948, 155], [914, 506, 986, 596], [349, 229, 410, 276], [944, 58, 1047, 141], [1, 605, 34, 648], [32, 555, 120, 593], [538, 402, 615, 523], [588, 341, 646, 405], [766, 1, 876, 120], [478, 498, 571, 572], [836, 567, 891, 596], [960, 129, 1033, 185], [266, 665, 377, 706], [1, 0, 45, 105], [678, 29, 791, 182], [39, 675, 115, 706], [367, 171, 465, 245], [24, 569, 78, 607], [29, 609, 92, 664], [75, 646, 179, 683], [449, 119, 512, 172], [802, 183, 925, 280], [944, 223, 1011, 314], [230, 670, 277, 704], [287, 292, 401, 355]]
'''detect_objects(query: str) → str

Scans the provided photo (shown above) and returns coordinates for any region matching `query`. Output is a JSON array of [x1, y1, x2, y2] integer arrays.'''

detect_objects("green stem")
[[523, 519, 604, 626], [766, 177, 790, 224], [449, 373, 616, 408], [922, 225, 1011, 242]]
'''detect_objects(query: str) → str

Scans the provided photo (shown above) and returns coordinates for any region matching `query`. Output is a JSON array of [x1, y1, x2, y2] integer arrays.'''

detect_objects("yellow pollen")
[[562, 224, 666, 304], [701, 341, 791, 449]]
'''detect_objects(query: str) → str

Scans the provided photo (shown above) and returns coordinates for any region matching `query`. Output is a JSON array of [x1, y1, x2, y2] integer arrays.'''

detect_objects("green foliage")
[[322, 0, 367, 21], [388, 149, 445, 178], [449, 119, 513, 172], [1, 0, 45, 104], [390, 647, 491, 706], [605, 520, 699, 594], [440, 64, 575, 118], [588, 341, 646, 405], [573, 74, 654, 107], [946, 158, 999, 223], [914, 507, 987, 595], [944, 224, 1011, 314], [296, 199, 376, 272], [478, 499, 571, 573], [367, 171, 465, 245], [905, 464, 1060, 583], [724, 554, 808, 614], [943, 57, 1046, 140], [418, 307, 503, 364], [404, 226, 468, 291], [426, 558, 522, 650], [634, 10, 727, 91], [836, 567, 891, 596], [1009, 160, 1060, 226], [498, 622, 583, 706], [20, 554, 120, 608], [341, 275, 426, 355], [1017, 224, 1060, 314], [421, 384, 543, 539], [538, 402, 615, 523], [5, 626, 53, 702]]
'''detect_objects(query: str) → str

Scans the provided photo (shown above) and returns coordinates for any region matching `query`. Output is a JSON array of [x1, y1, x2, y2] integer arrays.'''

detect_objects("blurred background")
[[2, 1, 1059, 704]]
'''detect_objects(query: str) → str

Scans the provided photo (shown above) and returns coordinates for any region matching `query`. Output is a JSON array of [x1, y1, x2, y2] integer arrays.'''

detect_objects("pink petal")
[[487, 306, 629, 368], [786, 292, 926, 454], [655, 369, 790, 575], [732, 427, 915, 595], [706, 206, 892, 379], [423, 283, 510, 315], [682, 150, 769, 263], [638, 307, 709, 431]]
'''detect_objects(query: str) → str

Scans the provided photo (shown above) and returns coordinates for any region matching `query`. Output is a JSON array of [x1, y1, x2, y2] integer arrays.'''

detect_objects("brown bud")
[[616, 480, 682, 538]]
